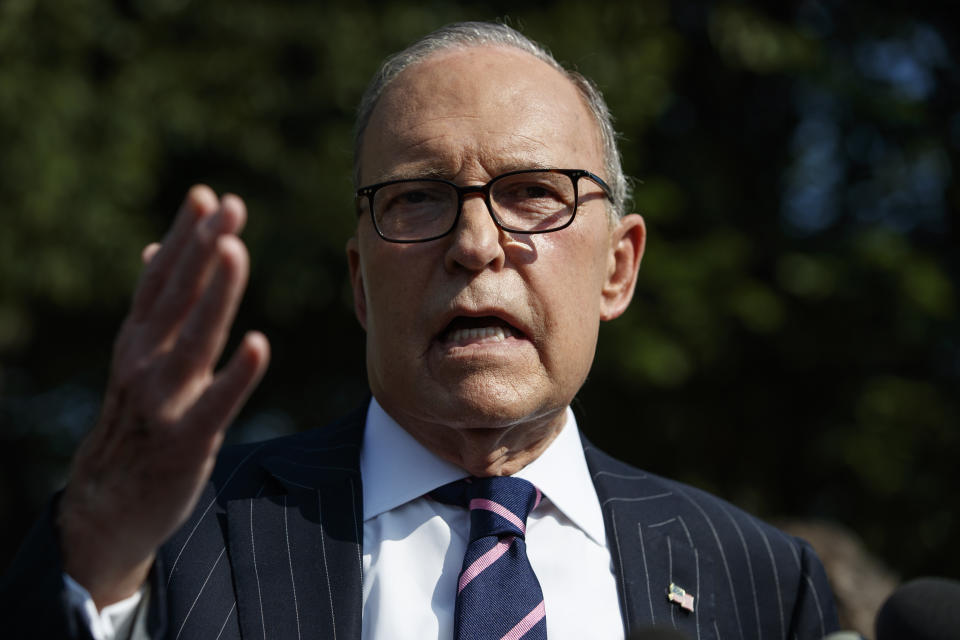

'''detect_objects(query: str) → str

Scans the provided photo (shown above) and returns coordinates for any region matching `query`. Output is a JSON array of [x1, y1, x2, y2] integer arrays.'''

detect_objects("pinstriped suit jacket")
[[4, 404, 838, 640]]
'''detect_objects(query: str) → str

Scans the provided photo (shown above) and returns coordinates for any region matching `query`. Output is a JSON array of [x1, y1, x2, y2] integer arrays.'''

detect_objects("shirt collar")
[[360, 397, 607, 546]]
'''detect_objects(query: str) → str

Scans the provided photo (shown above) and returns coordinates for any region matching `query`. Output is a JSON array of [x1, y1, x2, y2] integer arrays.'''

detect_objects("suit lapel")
[[227, 409, 366, 640], [584, 437, 716, 639]]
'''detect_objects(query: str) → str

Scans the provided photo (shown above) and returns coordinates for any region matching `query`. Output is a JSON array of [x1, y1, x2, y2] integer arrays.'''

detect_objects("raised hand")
[[56, 186, 270, 608]]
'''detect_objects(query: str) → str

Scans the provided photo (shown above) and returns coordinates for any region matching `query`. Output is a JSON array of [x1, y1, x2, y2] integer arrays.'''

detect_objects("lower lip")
[[434, 333, 531, 356]]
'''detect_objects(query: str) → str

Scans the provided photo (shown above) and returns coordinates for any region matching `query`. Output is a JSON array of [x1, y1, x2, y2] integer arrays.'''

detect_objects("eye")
[[378, 182, 451, 214], [494, 173, 572, 212], [519, 184, 556, 199], [397, 189, 438, 204]]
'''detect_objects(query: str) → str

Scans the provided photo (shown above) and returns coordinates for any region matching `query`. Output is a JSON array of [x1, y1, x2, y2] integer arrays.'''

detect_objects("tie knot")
[[431, 476, 542, 540]]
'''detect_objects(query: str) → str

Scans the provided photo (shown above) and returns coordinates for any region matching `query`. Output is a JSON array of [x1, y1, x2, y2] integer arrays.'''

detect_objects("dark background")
[[2, 0, 957, 584]]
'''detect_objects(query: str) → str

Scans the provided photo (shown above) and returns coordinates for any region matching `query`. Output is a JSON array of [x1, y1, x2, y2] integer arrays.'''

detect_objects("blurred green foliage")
[[1, 0, 957, 580]]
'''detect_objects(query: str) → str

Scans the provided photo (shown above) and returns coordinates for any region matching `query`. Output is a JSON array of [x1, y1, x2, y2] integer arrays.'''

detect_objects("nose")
[[443, 193, 505, 272]]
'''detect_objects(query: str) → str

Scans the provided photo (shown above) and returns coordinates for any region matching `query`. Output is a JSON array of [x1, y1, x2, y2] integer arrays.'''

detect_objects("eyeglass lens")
[[372, 171, 577, 241]]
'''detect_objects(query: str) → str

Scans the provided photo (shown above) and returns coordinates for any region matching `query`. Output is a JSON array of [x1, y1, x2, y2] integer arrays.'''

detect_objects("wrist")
[[57, 488, 155, 609]]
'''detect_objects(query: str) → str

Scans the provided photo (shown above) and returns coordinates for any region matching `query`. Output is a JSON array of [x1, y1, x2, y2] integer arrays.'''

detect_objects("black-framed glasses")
[[355, 168, 613, 243]]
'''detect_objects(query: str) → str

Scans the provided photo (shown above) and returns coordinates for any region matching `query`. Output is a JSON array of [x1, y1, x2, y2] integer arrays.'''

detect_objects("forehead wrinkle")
[[388, 115, 545, 152], [377, 133, 555, 184]]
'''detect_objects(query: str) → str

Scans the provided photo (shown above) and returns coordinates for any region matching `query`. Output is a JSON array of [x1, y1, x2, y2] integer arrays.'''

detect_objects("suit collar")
[[257, 403, 367, 492]]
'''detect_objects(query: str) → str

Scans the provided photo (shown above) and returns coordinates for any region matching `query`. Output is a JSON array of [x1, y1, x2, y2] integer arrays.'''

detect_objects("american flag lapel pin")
[[667, 582, 695, 613]]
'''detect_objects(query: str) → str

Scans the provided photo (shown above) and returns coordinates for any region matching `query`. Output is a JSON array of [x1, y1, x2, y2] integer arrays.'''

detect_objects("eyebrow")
[[377, 166, 450, 182], [374, 158, 555, 184]]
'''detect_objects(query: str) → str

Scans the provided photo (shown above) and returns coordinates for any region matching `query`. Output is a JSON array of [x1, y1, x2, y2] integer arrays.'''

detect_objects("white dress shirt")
[[360, 398, 624, 640], [71, 398, 624, 639]]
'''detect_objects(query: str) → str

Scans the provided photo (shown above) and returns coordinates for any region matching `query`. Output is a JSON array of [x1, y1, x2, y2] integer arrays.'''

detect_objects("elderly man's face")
[[348, 46, 644, 444]]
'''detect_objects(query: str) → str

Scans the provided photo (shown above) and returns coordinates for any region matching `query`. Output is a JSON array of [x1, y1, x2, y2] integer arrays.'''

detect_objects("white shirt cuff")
[[63, 573, 147, 640]]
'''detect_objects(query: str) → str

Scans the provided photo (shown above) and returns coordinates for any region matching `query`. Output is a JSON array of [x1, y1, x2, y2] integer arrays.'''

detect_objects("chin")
[[423, 377, 565, 431]]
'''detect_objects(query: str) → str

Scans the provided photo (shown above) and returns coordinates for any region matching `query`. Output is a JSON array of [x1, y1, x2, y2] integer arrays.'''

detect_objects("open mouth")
[[439, 315, 524, 346]]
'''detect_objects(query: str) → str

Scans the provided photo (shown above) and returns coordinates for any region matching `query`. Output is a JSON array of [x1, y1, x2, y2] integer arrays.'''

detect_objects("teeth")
[[447, 325, 515, 344]]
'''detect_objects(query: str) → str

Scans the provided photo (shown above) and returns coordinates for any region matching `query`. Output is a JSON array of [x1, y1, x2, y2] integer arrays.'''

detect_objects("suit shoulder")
[[210, 405, 366, 501], [585, 442, 812, 560]]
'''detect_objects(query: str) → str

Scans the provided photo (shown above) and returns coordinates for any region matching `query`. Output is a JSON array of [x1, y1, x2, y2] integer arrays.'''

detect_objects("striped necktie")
[[432, 476, 547, 640]]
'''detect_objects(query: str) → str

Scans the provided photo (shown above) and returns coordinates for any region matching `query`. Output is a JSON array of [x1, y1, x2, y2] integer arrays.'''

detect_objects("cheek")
[[361, 244, 433, 351], [536, 230, 610, 301], [550, 284, 603, 353], [532, 238, 608, 357], [363, 265, 423, 394]]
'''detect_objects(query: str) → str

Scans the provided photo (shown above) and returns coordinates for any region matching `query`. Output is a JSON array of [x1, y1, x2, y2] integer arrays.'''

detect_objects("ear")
[[346, 235, 368, 330], [600, 214, 646, 321]]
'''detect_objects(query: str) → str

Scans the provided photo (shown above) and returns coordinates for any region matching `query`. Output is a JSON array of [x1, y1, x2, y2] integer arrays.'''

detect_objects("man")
[[2, 22, 838, 640]]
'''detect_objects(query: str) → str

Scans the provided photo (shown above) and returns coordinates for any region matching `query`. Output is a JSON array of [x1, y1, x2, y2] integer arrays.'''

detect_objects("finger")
[[218, 194, 248, 236], [139, 194, 248, 349], [164, 235, 249, 381], [142, 243, 161, 264], [182, 331, 270, 444], [153, 186, 223, 271], [131, 185, 219, 321]]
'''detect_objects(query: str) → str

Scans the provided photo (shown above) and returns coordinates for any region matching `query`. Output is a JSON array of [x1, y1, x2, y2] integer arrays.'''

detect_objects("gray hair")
[[353, 21, 631, 219]]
